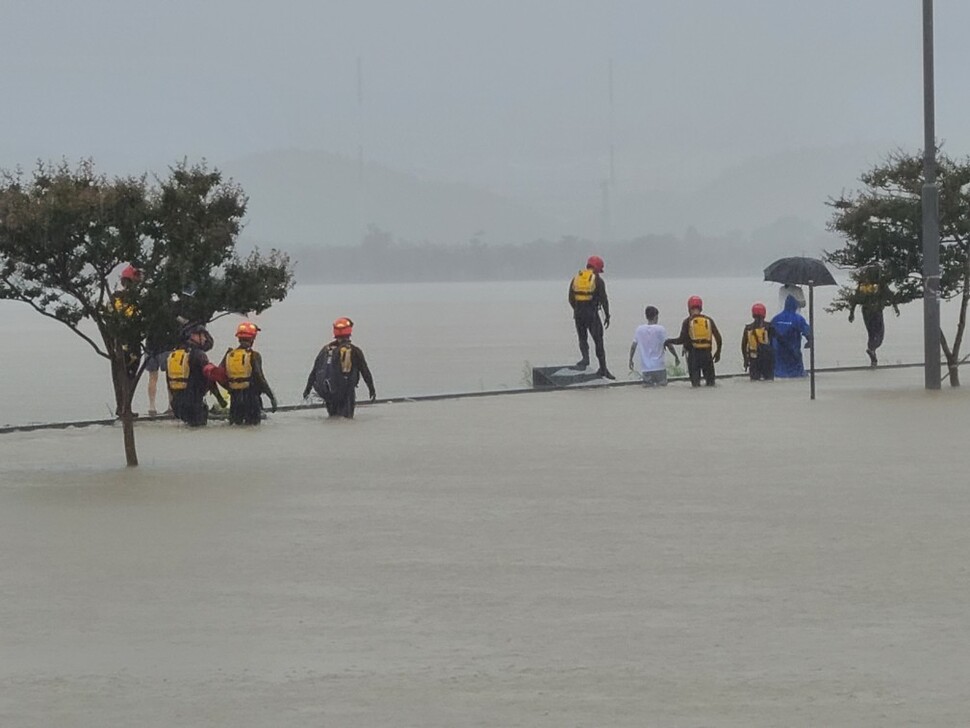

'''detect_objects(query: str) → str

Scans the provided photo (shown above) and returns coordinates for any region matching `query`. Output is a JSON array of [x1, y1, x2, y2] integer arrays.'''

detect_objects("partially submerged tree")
[[826, 150, 970, 385], [0, 160, 294, 465]]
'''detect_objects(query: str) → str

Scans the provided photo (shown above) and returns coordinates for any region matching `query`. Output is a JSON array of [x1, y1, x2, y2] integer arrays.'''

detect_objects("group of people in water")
[[114, 254, 892, 426], [570, 254, 884, 389], [112, 264, 376, 427], [625, 292, 810, 388], [159, 316, 376, 427]]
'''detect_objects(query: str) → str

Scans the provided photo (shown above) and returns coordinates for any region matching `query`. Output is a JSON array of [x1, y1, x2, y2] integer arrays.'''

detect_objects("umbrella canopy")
[[764, 257, 836, 287], [763, 256, 837, 402]]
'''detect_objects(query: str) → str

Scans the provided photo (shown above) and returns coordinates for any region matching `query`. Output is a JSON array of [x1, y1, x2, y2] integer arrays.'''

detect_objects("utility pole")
[[608, 57, 615, 187], [356, 56, 365, 244], [922, 0, 941, 389], [599, 58, 615, 246]]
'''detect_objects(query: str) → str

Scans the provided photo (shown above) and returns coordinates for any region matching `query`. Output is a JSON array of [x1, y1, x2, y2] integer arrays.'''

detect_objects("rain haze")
[[5, 4, 970, 726], [3, 1, 970, 278]]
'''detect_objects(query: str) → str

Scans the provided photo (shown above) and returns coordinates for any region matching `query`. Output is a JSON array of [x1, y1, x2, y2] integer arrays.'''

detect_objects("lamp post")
[[922, 0, 941, 389]]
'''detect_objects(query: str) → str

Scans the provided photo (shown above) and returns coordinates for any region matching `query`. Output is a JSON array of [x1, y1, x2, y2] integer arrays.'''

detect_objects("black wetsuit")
[[851, 283, 894, 364], [220, 346, 277, 426], [169, 345, 213, 427], [668, 314, 723, 387], [111, 290, 142, 380], [568, 272, 610, 371], [304, 339, 376, 419], [741, 320, 774, 381], [862, 307, 885, 354]]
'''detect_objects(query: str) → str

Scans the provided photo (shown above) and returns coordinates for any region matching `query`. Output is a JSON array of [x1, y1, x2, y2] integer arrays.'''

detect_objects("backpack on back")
[[314, 344, 354, 401]]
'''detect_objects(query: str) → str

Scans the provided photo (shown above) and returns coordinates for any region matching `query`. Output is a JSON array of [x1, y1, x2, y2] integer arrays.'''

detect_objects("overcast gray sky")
[[2, 1, 968, 219]]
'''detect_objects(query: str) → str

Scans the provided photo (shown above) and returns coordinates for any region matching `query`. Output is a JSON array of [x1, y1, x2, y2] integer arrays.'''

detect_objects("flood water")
[[0, 277, 948, 426]]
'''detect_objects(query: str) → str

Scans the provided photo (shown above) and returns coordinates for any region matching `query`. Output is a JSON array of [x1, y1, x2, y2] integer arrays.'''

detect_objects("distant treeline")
[[290, 226, 830, 283]]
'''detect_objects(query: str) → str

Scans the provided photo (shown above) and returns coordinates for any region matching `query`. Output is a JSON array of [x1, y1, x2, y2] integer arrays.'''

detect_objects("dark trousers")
[[229, 388, 263, 425], [574, 306, 606, 369], [171, 391, 208, 427], [687, 348, 715, 387], [749, 349, 774, 381], [325, 388, 357, 419], [862, 307, 885, 352]]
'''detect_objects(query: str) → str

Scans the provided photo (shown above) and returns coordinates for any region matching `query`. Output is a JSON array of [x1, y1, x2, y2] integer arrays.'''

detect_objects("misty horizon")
[[2, 1, 967, 268]]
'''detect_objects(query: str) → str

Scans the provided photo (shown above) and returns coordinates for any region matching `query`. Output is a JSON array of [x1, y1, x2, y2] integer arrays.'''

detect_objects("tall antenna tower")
[[356, 56, 365, 244], [599, 58, 615, 245], [608, 56, 616, 187]]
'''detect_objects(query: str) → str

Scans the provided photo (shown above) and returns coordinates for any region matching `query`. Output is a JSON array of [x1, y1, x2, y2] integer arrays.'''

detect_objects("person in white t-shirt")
[[629, 306, 680, 386]]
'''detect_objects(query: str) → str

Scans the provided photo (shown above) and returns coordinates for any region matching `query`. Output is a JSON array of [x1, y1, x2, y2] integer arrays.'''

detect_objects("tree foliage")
[[825, 150, 970, 384], [0, 160, 295, 463]]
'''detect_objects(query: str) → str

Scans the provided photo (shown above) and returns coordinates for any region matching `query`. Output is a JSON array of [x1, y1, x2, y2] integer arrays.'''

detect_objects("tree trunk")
[[946, 354, 960, 387], [111, 347, 139, 467], [940, 330, 961, 388], [946, 257, 970, 388]]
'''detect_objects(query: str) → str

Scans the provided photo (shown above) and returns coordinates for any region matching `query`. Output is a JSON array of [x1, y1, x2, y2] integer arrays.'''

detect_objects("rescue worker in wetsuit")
[[568, 255, 614, 379], [166, 323, 225, 427], [741, 302, 774, 382], [110, 264, 142, 381], [847, 266, 899, 367], [219, 321, 278, 425], [666, 295, 723, 387], [302, 317, 377, 419], [108, 263, 145, 417]]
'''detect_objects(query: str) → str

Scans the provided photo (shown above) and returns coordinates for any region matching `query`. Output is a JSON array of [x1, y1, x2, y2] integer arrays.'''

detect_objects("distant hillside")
[[603, 143, 890, 237], [221, 149, 563, 248], [222, 144, 874, 281]]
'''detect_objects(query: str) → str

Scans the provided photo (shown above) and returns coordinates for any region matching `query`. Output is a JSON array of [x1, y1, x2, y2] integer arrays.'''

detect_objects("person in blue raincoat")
[[771, 294, 812, 378]]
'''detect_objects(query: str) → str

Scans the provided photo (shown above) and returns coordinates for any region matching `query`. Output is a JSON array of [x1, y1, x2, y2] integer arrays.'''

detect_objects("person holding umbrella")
[[763, 256, 836, 399], [771, 295, 812, 378]]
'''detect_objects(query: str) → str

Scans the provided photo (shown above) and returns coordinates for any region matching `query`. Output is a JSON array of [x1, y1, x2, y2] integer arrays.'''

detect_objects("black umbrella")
[[763, 257, 837, 287], [764, 256, 837, 400]]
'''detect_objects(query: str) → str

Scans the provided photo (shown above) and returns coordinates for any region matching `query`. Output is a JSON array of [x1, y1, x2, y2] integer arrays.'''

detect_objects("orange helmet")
[[751, 302, 767, 318], [120, 264, 141, 282], [586, 255, 605, 274], [333, 317, 354, 338], [687, 295, 703, 311], [236, 321, 260, 340]]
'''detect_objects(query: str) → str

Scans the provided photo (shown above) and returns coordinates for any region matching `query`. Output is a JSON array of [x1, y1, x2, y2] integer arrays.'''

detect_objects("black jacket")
[[567, 271, 610, 318], [304, 339, 375, 398]]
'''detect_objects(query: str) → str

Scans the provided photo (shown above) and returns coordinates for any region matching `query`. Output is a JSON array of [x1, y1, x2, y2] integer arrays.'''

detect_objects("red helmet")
[[120, 264, 141, 282], [236, 321, 260, 340], [751, 302, 767, 318], [586, 255, 604, 274], [687, 295, 703, 311], [333, 317, 354, 338]]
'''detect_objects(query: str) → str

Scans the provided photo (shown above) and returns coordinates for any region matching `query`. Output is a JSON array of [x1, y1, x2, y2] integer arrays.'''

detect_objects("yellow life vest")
[[166, 348, 190, 391], [689, 315, 712, 349], [571, 269, 596, 302], [226, 348, 253, 390], [858, 283, 879, 295], [339, 344, 353, 374], [746, 326, 769, 357], [112, 294, 136, 318]]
